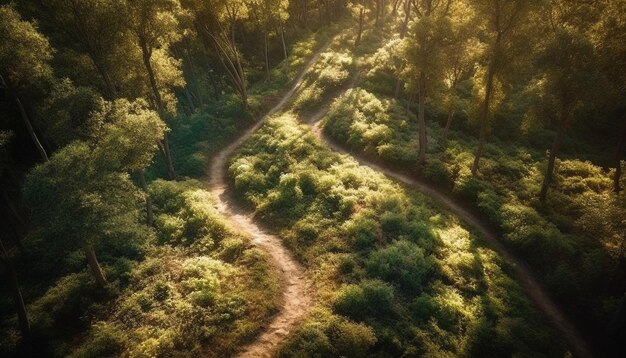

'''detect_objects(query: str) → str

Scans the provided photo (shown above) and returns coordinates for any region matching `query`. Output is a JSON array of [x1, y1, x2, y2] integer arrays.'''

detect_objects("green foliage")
[[366, 240, 434, 293], [68, 180, 279, 357], [277, 311, 376, 358], [150, 179, 229, 246], [0, 5, 52, 87], [230, 112, 565, 356], [292, 48, 353, 111]]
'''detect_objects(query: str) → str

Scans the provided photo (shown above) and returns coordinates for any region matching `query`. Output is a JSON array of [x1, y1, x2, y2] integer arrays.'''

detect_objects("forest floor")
[[304, 77, 596, 358], [207, 40, 333, 358], [208, 40, 594, 358]]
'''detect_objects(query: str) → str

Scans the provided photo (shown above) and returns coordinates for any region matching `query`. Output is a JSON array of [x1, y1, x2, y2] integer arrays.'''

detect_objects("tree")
[[34, 0, 127, 99], [348, 1, 369, 48], [403, 0, 453, 165], [0, 237, 30, 339], [469, 0, 537, 175], [0, 5, 52, 162], [439, 40, 479, 148], [24, 99, 165, 287], [126, 0, 186, 180], [185, 0, 250, 108], [249, 0, 290, 79], [593, 0, 626, 192], [526, 2, 597, 203]]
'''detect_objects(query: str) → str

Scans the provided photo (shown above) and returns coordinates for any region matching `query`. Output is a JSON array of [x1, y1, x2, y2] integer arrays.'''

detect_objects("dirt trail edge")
[[305, 87, 595, 358], [208, 41, 332, 358]]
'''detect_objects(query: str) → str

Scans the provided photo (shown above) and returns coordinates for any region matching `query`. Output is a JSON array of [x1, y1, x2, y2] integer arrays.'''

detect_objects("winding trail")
[[207, 41, 333, 358], [304, 85, 596, 358]]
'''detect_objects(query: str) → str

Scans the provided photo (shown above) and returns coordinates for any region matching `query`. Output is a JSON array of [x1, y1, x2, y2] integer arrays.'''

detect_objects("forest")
[[0, 0, 624, 357]]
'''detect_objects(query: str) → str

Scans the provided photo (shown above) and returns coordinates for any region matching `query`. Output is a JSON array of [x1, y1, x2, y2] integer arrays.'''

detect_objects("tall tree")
[[469, 0, 537, 175], [0, 237, 30, 339], [36, 0, 127, 99], [126, 0, 186, 179], [528, 29, 596, 203], [185, 0, 250, 108], [249, 0, 290, 79], [24, 99, 165, 287], [403, 0, 453, 165], [593, 0, 626, 192], [0, 5, 52, 162]]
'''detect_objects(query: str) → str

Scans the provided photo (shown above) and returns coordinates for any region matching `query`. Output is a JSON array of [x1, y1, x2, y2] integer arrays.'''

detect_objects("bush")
[[277, 324, 334, 358], [333, 280, 395, 321], [366, 240, 433, 293]]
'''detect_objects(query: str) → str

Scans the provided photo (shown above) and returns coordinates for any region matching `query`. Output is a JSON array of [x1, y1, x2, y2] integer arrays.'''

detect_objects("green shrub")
[[366, 240, 433, 293], [277, 324, 334, 358], [70, 322, 126, 358], [327, 319, 377, 357], [333, 280, 395, 321]]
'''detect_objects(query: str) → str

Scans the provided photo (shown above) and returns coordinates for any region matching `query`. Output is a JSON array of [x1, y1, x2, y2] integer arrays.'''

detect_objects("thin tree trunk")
[[85, 243, 107, 287], [139, 42, 176, 179], [184, 87, 195, 114], [138, 170, 153, 226], [91, 59, 118, 99], [406, 93, 412, 114], [264, 29, 270, 80], [539, 121, 566, 203], [280, 24, 288, 60], [0, 238, 30, 339], [442, 110, 455, 148], [208, 68, 220, 100], [161, 133, 176, 180], [392, 0, 400, 15], [355, 7, 365, 48], [613, 117, 626, 192], [304, 0, 309, 28], [471, 61, 496, 176], [399, 0, 411, 38], [375, 0, 381, 27], [0, 74, 48, 162], [418, 71, 427, 165]]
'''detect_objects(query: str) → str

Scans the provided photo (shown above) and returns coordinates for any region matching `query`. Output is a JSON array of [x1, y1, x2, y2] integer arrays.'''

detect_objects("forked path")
[[305, 89, 595, 358], [208, 41, 332, 358]]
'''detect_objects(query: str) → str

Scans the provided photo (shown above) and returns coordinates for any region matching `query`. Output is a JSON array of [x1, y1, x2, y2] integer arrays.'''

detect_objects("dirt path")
[[207, 41, 333, 358], [305, 87, 595, 358]]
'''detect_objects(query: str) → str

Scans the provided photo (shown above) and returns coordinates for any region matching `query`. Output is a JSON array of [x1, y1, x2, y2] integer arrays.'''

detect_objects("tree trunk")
[[304, 0, 309, 28], [0, 238, 30, 339], [392, 0, 400, 15], [405, 92, 414, 115], [280, 24, 288, 61], [207, 67, 220, 100], [264, 29, 270, 80], [161, 133, 176, 180], [183, 87, 195, 114], [91, 58, 118, 100], [539, 121, 566, 203], [613, 117, 626, 192], [442, 110, 455, 148], [0, 74, 48, 162], [471, 62, 496, 176], [355, 7, 364, 48], [139, 42, 176, 179], [375, 0, 381, 27], [399, 0, 411, 38], [85, 243, 107, 287], [138, 170, 153, 226], [418, 71, 427, 165]]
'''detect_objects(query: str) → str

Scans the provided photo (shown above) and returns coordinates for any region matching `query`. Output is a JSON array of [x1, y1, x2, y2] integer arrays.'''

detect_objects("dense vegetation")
[[1, 0, 624, 357]]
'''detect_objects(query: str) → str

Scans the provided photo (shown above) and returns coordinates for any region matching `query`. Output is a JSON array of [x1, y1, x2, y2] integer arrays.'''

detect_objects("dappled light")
[[1, 1, 624, 357]]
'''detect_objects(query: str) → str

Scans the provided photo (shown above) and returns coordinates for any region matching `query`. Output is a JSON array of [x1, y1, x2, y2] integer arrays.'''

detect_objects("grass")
[[320, 56, 626, 353], [229, 111, 566, 356]]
